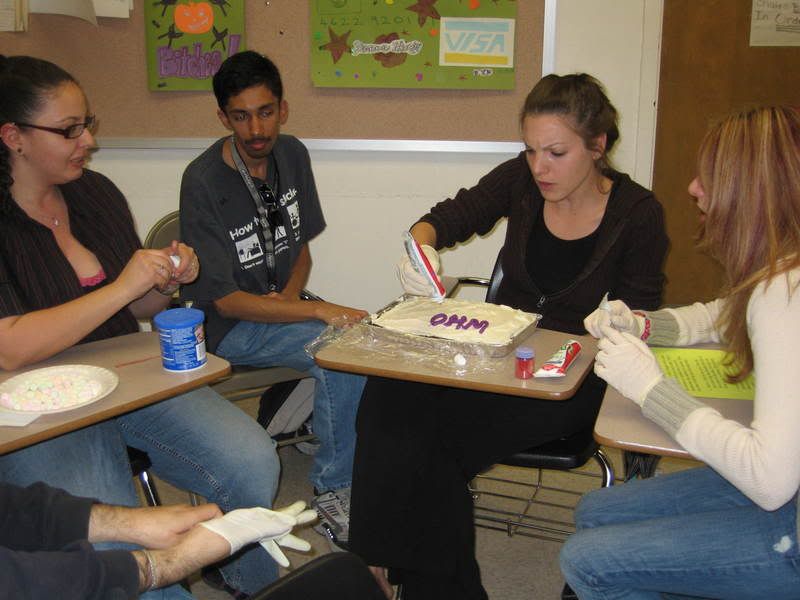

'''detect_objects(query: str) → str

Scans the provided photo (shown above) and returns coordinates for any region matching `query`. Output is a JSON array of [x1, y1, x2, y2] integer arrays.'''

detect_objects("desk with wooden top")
[[315, 326, 598, 400], [0, 332, 231, 454], [594, 383, 753, 477]]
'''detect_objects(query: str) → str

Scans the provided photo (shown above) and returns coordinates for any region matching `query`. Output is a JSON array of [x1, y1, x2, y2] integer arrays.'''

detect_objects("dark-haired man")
[[1, 481, 312, 599], [180, 51, 366, 552]]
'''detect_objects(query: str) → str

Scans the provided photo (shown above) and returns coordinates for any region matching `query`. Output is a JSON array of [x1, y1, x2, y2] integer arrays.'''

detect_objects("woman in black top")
[[349, 74, 669, 599], [0, 55, 282, 597]]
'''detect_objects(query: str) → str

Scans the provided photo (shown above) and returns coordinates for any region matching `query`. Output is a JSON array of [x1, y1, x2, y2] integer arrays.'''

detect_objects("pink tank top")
[[79, 268, 107, 288]]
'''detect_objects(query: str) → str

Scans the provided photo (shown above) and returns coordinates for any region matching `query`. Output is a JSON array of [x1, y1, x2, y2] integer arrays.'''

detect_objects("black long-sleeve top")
[[0, 481, 139, 599], [419, 153, 669, 332]]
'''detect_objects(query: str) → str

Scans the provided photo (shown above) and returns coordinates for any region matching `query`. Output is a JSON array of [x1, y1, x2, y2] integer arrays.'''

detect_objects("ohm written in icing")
[[430, 313, 489, 334], [351, 39, 423, 56]]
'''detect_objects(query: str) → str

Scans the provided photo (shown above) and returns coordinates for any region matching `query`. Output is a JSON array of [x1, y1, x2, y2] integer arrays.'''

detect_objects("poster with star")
[[145, 1, 245, 91], [311, 0, 517, 89]]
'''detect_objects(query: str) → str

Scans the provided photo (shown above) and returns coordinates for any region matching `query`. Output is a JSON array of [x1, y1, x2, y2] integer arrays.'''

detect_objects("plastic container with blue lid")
[[153, 308, 207, 372], [514, 345, 535, 379]]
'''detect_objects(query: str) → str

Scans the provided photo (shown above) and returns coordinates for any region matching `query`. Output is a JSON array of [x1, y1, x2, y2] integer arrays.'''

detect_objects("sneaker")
[[311, 487, 351, 551], [294, 417, 321, 456]]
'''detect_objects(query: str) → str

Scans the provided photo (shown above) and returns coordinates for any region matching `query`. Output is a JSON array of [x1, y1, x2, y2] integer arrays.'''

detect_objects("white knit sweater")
[[642, 267, 800, 511]]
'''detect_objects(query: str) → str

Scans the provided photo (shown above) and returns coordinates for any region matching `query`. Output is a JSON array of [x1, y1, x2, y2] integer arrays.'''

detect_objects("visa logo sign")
[[439, 18, 515, 68], [445, 32, 506, 54]]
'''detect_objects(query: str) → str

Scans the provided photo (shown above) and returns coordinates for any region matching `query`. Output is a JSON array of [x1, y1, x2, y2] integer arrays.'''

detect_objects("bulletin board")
[[0, 0, 544, 142], [310, 0, 517, 90]]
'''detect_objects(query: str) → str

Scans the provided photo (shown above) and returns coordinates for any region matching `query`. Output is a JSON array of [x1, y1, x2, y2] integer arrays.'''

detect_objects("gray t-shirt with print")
[[180, 134, 325, 350]]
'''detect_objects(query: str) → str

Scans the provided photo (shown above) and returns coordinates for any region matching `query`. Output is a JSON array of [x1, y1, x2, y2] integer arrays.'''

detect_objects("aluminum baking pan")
[[366, 296, 542, 358]]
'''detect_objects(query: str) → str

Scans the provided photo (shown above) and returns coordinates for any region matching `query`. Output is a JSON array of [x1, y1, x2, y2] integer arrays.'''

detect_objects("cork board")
[[0, 0, 544, 141]]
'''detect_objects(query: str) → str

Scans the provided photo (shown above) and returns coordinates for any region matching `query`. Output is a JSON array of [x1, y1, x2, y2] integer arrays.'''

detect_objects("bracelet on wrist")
[[141, 549, 158, 591], [633, 311, 652, 341]]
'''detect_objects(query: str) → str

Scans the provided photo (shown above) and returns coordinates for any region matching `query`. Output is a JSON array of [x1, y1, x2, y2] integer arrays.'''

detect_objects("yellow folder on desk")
[[651, 348, 755, 400]]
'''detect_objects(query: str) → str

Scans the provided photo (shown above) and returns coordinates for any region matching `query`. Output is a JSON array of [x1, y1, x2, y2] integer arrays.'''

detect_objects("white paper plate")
[[0, 365, 119, 414]]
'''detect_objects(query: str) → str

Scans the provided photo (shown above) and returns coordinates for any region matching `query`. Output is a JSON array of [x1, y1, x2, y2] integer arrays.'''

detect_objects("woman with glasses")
[[0, 55, 283, 598]]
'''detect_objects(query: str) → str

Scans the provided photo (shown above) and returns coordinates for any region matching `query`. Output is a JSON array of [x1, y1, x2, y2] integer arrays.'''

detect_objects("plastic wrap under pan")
[[305, 301, 542, 377]]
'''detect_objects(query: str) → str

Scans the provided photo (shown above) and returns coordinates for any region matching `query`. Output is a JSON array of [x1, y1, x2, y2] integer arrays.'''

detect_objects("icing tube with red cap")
[[534, 340, 582, 378], [402, 231, 446, 301]]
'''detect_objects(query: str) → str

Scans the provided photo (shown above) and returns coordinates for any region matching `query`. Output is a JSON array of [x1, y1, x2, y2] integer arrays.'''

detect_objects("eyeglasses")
[[258, 184, 284, 230], [16, 115, 97, 139]]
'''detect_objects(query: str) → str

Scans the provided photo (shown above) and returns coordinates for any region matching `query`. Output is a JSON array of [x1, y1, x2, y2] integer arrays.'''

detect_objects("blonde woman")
[[563, 106, 800, 599]]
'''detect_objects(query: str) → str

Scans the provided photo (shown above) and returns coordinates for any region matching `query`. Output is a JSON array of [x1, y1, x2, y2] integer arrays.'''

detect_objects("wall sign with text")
[[311, 0, 517, 89], [750, 0, 800, 46], [145, 1, 246, 92]]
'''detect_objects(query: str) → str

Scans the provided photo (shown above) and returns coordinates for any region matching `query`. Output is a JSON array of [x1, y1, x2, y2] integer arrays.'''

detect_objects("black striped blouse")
[[0, 170, 142, 345]]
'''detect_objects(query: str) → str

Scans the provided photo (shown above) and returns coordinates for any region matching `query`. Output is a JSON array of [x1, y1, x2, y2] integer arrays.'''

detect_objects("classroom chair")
[[144, 211, 317, 448], [450, 255, 615, 543], [250, 552, 386, 600], [128, 446, 161, 506]]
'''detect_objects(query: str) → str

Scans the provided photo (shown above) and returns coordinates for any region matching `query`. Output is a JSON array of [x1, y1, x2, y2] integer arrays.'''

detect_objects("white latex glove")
[[594, 325, 664, 406], [396, 244, 441, 296], [259, 501, 317, 568], [199, 501, 317, 567], [584, 299, 647, 339]]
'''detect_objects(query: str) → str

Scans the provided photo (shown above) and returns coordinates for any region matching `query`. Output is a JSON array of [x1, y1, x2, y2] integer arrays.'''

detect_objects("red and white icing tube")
[[534, 340, 582, 378], [403, 231, 446, 301]]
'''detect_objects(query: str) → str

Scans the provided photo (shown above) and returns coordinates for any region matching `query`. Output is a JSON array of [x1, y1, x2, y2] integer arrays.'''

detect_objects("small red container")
[[515, 346, 535, 379]]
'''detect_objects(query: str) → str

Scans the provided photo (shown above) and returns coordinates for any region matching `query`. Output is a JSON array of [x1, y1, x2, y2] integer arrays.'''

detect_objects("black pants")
[[349, 373, 605, 600]]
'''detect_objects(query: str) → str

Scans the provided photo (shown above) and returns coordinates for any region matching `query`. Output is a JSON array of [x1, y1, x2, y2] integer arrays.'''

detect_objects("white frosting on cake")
[[372, 297, 538, 345]]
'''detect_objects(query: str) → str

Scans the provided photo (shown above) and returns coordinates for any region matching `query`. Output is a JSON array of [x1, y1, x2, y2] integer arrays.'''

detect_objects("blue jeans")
[[216, 319, 366, 492], [560, 467, 800, 599], [0, 386, 280, 597]]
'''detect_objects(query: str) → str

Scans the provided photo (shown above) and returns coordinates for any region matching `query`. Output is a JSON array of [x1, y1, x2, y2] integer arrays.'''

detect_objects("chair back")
[[250, 552, 386, 600], [144, 211, 180, 249], [485, 252, 504, 304], [146, 208, 318, 438]]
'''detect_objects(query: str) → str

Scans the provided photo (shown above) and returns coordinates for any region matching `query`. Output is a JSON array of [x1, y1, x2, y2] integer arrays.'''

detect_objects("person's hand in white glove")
[[584, 298, 648, 339], [397, 244, 441, 296], [594, 325, 664, 406], [259, 501, 317, 568], [199, 501, 317, 567]]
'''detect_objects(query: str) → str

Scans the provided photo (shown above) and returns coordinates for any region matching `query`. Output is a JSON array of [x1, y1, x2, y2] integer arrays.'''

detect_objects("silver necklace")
[[30, 209, 60, 228], [20, 196, 64, 228], [43, 213, 60, 227]]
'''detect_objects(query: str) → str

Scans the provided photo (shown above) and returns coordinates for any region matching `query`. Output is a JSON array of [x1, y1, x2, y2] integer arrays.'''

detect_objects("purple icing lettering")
[[430, 313, 448, 326], [447, 314, 468, 329], [430, 313, 489, 334], [466, 318, 489, 334]]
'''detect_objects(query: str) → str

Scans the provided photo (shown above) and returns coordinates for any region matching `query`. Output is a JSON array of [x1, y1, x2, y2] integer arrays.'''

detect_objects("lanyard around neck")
[[229, 135, 278, 291]]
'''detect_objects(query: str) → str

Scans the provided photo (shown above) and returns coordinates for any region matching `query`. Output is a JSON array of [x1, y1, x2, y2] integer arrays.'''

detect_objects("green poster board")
[[145, 1, 246, 92], [311, 0, 517, 89]]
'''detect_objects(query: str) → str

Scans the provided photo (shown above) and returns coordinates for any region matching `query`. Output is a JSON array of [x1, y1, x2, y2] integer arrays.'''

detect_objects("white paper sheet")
[[750, 0, 800, 47], [93, 0, 128, 18], [29, 0, 96, 25], [0, 0, 26, 31], [0, 409, 39, 427]]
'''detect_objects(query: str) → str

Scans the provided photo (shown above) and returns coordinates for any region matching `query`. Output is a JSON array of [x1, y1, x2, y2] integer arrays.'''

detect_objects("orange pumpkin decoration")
[[174, 2, 214, 35]]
